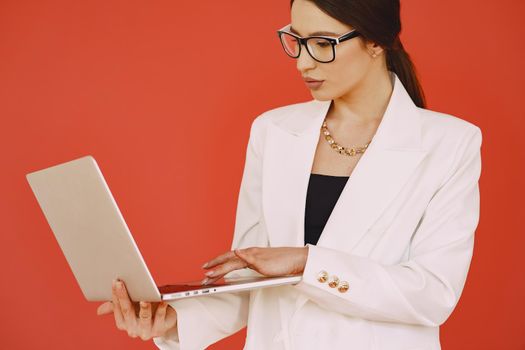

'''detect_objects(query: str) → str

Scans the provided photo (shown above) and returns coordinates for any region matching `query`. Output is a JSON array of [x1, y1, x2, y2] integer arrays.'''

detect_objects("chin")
[[310, 89, 332, 101], [310, 90, 334, 102]]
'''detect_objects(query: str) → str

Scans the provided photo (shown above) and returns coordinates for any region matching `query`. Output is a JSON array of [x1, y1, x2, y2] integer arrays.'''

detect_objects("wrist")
[[299, 246, 309, 273]]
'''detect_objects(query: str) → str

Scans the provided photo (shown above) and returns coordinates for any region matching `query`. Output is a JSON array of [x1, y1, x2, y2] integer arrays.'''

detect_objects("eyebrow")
[[289, 26, 340, 36]]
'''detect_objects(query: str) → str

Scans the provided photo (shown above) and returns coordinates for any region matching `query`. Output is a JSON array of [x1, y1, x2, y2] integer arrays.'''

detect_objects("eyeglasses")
[[276, 24, 361, 63]]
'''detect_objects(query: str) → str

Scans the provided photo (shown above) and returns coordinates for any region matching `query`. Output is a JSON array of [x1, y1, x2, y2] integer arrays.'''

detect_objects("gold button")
[[338, 281, 349, 293], [317, 270, 328, 283], [327, 275, 339, 288]]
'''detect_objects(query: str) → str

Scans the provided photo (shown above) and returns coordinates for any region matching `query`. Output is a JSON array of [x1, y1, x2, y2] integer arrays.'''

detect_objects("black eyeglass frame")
[[276, 24, 361, 63]]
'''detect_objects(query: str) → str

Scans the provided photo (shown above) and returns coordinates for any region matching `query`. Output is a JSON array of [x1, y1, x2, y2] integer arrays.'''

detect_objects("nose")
[[296, 44, 317, 73]]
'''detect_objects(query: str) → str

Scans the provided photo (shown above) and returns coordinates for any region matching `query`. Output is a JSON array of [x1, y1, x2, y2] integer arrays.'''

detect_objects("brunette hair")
[[290, 0, 426, 108]]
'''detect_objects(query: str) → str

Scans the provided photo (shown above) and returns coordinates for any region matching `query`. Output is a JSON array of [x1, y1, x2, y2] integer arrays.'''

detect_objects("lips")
[[303, 77, 324, 83]]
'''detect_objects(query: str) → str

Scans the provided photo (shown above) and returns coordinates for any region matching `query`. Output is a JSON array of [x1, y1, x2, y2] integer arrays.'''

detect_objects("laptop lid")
[[26, 155, 163, 302], [26, 155, 303, 303]]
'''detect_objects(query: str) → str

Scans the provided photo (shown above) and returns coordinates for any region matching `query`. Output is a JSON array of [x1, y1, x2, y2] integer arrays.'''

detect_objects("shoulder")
[[246, 100, 313, 145], [250, 100, 312, 131], [417, 107, 483, 185], [418, 107, 481, 135], [417, 107, 483, 152]]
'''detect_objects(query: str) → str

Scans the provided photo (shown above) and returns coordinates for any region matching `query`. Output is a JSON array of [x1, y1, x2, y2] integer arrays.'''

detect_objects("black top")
[[304, 173, 350, 246]]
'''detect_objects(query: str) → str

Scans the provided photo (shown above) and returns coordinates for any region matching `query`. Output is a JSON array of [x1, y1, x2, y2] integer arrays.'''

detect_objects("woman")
[[97, 0, 483, 349]]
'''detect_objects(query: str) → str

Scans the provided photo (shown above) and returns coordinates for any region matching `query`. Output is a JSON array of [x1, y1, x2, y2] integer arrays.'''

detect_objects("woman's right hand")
[[96, 279, 178, 341]]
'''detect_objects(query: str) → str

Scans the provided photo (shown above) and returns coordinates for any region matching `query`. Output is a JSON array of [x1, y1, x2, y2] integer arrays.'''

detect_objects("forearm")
[[295, 242, 472, 327], [153, 291, 249, 349]]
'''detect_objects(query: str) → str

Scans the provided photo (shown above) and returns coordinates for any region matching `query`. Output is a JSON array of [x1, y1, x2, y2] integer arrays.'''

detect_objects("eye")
[[313, 40, 331, 48]]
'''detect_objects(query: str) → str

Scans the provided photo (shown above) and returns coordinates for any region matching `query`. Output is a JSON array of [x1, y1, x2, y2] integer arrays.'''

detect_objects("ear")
[[365, 40, 385, 57]]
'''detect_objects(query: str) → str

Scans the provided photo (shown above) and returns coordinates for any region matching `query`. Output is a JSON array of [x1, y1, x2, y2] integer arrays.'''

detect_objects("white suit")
[[153, 71, 483, 350]]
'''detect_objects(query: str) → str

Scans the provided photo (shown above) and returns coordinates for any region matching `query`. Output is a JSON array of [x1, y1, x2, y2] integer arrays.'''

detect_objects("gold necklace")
[[321, 118, 371, 156]]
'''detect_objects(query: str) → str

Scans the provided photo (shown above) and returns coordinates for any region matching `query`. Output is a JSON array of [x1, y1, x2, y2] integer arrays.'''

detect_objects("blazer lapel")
[[262, 71, 428, 253]]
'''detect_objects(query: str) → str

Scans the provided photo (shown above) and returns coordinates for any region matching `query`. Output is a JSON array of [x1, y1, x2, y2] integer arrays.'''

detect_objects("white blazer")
[[154, 71, 483, 350]]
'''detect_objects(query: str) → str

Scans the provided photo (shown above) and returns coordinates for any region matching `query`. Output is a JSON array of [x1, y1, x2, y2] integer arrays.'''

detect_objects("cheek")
[[324, 48, 368, 89]]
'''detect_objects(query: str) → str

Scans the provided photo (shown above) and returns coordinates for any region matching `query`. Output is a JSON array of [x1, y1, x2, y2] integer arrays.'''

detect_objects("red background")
[[1, 0, 524, 349]]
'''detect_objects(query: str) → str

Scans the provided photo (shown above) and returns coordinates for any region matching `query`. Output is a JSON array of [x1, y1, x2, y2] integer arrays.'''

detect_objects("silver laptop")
[[26, 155, 301, 302]]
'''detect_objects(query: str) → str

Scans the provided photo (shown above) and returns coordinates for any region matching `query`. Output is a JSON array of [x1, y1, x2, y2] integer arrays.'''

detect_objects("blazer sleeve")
[[293, 126, 483, 327], [153, 115, 269, 350]]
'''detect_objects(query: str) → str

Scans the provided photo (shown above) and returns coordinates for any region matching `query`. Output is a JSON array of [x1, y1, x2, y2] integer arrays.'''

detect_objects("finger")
[[202, 275, 221, 285], [137, 301, 153, 340], [151, 302, 169, 337], [202, 251, 236, 269], [115, 280, 138, 336], [203, 256, 248, 283], [111, 280, 126, 330], [164, 302, 178, 328], [97, 301, 114, 316]]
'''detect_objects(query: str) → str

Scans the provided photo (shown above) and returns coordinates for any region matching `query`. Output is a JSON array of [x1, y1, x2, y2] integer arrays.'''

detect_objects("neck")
[[328, 69, 394, 128]]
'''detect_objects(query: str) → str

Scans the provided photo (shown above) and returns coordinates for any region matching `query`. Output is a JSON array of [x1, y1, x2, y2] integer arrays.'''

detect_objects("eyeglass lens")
[[280, 32, 334, 62]]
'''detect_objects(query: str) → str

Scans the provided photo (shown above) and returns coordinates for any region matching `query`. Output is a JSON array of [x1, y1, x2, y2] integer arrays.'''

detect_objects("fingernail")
[[202, 262, 208, 268], [117, 282, 123, 290], [201, 278, 209, 285], [205, 271, 214, 277]]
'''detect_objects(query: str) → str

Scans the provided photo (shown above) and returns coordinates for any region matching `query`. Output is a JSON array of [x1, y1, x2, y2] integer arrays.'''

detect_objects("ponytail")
[[386, 38, 427, 108]]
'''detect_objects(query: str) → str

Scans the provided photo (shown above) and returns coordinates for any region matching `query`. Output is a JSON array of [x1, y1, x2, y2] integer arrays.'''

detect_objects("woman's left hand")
[[201, 247, 308, 285]]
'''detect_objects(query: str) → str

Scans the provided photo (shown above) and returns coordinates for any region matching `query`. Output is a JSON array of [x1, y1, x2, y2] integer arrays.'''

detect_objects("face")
[[290, 0, 380, 101]]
